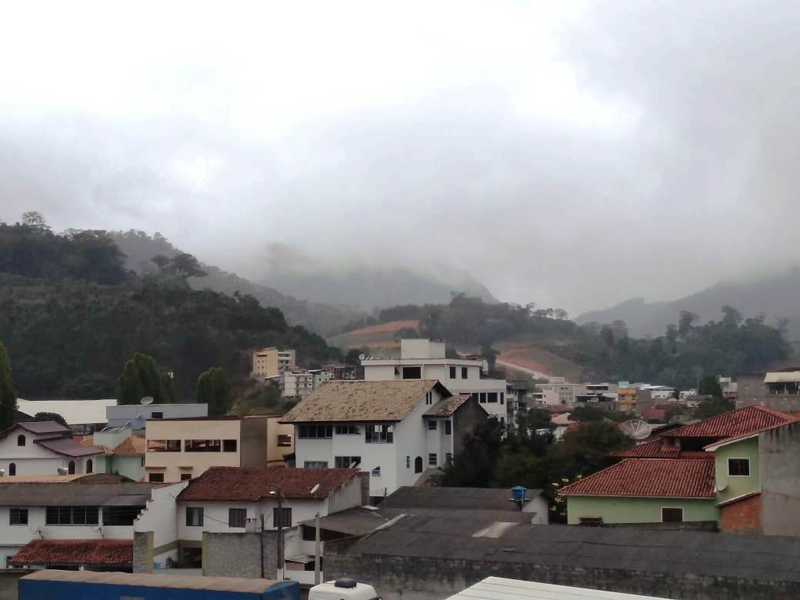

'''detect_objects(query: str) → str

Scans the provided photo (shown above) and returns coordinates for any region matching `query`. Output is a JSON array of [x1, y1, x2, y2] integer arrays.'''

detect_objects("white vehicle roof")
[[447, 577, 676, 600], [310, 579, 378, 600]]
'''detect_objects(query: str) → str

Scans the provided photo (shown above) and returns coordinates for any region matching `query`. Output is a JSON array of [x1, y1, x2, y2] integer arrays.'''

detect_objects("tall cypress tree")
[[117, 359, 144, 405], [0, 340, 18, 431], [197, 367, 233, 416]]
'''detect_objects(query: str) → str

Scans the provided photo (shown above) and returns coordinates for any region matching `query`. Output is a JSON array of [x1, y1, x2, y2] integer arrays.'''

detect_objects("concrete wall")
[[566, 496, 719, 525], [714, 437, 760, 504], [107, 404, 208, 430], [240, 416, 268, 468], [133, 481, 187, 568], [0, 570, 28, 600], [324, 547, 800, 600], [452, 398, 488, 456], [203, 531, 277, 579], [736, 374, 767, 407], [760, 422, 800, 536], [266, 417, 294, 466]]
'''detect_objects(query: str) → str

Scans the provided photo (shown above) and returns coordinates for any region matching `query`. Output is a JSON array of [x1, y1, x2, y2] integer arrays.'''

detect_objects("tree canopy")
[[196, 367, 234, 416], [0, 340, 17, 431]]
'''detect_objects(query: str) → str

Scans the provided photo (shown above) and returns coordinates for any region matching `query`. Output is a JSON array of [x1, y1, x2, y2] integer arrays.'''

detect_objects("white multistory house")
[[134, 466, 365, 583], [0, 480, 172, 570], [281, 380, 488, 500], [361, 339, 508, 423], [0, 421, 104, 477]]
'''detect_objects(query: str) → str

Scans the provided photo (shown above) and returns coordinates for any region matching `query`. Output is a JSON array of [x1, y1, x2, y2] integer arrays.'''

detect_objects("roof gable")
[[280, 380, 449, 423], [559, 458, 716, 499]]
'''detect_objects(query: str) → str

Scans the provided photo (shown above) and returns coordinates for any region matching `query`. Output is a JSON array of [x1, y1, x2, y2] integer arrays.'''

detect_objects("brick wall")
[[203, 531, 278, 579], [721, 494, 762, 533]]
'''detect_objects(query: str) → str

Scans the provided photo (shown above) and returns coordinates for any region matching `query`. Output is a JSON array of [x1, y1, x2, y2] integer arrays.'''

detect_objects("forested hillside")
[[0, 219, 339, 399], [342, 295, 791, 388]]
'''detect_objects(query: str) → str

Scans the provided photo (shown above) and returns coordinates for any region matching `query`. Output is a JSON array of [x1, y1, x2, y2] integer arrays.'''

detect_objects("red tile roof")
[[177, 467, 361, 502], [660, 405, 795, 439], [9, 540, 132, 567], [609, 439, 712, 460], [642, 408, 666, 420], [559, 459, 716, 499]]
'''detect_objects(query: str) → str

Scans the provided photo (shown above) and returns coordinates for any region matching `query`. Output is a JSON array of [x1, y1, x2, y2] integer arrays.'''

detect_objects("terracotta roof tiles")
[[661, 405, 795, 439], [9, 539, 132, 567], [177, 467, 360, 502], [559, 459, 716, 499]]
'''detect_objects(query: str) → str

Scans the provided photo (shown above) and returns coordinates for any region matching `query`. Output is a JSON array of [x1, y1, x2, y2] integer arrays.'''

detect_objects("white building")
[[361, 339, 508, 423], [16, 399, 116, 434], [0, 480, 169, 569], [281, 380, 488, 500], [0, 421, 104, 477], [106, 403, 208, 431], [536, 382, 584, 406], [134, 466, 364, 583], [283, 369, 332, 399]]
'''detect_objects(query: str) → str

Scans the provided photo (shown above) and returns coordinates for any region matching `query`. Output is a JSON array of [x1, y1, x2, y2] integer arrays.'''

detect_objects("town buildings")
[[560, 405, 798, 531], [79, 426, 145, 481], [361, 339, 508, 422], [0, 479, 163, 570], [281, 380, 488, 500], [282, 369, 332, 399], [535, 381, 583, 406], [252, 348, 296, 379], [0, 421, 103, 477], [144, 415, 293, 482], [106, 402, 208, 431]]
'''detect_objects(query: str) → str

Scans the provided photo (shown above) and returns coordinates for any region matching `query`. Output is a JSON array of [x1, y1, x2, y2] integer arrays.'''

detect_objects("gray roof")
[[382, 486, 543, 511], [15, 421, 70, 435], [326, 516, 800, 583], [35, 437, 103, 457], [0, 483, 155, 506]]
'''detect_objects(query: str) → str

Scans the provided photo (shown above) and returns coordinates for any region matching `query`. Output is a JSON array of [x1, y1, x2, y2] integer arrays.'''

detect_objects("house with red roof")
[[561, 405, 800, 532]]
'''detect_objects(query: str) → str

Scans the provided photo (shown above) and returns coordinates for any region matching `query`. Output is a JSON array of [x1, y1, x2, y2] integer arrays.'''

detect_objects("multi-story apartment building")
[[536, 382, 583, 406], [361, 339, 508, 423], [0, 421, 104, 477], [252, 348, 297, 379], [281, 380, 487, 500], [144, 416, 293, 482]]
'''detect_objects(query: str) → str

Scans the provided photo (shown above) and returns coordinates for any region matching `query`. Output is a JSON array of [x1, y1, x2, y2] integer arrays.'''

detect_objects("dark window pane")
[[223, 439, 237, 452], [402, 367, 421, 379], [229, 508, 247, 528]]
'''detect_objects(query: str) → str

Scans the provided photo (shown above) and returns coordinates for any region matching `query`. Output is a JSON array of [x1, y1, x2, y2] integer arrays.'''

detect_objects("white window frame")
[[660, 506, 684, 523], [727, 457, 751, 478]]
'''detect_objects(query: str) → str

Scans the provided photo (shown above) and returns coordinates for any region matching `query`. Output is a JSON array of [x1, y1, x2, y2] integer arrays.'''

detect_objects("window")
[[304, 461, 329, 468], [479, 393, 486, 403], [728, 458, 751, 477], [45, 506, 99, 525], [277, 434, 292, 447], [223, 439, 237, 452], [16, 435, 25, 447], [8, 463, 16, 476], [428, 420, 437, 431], [229, 508, 247, 528], [103, 506, 143, 526], [445, 452, 453, 465], [273, 507, 292, 528], [148, 473, 165, 483], [298, 425, 333, 439], [335, 425, 360, 435], [365, 424, 393, 444], [151, 412, 164, 419], [402, 367, 421, 380], [181, 473, 192, 481], [86, 459, 93, 474], [186, 507, 204, 527], [68, 461, 76, 475], [445, 421, 452, 435], [500, 392, 505, 405], [414, 456, 423, 473], [461, 367, 468, 379], [428, 453, 437, 466], [487, 392, 498, 403], [148, 439, 181, 452], [334, 456, 361, 468], [185, 439, 221, 452], [661, 507, 684, 523], [371, 466, 381, 477], [425, 392, 432, 405], [406, 456, 410, 468], [10, 508, 27, 525], [449, 366, 456, 379]]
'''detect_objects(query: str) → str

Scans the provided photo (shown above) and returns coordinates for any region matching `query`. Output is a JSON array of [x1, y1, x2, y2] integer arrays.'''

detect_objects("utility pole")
[[276, 488, 284, 580], [314, 512, 321, 585], [260, 514, 265, 579]]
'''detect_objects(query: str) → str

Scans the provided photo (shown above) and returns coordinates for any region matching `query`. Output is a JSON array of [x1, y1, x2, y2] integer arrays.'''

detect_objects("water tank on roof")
[[512, 486, 527, 503]]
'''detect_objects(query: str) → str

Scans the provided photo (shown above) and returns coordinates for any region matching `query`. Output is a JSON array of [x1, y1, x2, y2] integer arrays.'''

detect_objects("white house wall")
[[0, 434, 101, 477], [134, 482, 188, 566]]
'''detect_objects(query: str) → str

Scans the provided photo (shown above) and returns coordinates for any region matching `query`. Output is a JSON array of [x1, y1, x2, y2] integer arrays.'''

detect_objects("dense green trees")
[[196, 367, 233, 416], [117, 353, 175, 405], [0, 340, 17, 431], [698, 375, 723, 398], [32, 412, 68, 428]]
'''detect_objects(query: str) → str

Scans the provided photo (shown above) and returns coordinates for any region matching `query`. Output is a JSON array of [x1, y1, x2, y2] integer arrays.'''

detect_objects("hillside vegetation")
[[0, 220, 339, 399]]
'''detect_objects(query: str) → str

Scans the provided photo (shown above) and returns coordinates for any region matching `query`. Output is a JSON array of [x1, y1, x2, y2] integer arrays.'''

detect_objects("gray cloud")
[[1, 1, 798, 315]]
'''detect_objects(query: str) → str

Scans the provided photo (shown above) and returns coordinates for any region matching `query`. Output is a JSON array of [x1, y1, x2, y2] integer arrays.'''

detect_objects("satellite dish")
[[619, 419, 653, 441], [140, 396, 154, 406], [358, 354, 366, 361], [310, 483, 320, 495]]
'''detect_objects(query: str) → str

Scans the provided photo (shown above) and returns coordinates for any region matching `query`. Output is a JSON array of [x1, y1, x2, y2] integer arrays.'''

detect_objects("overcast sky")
[[1, 0, 798, 315]]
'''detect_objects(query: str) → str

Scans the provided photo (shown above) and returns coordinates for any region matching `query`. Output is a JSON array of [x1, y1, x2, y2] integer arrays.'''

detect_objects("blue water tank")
[[512, 486, 527, 503]]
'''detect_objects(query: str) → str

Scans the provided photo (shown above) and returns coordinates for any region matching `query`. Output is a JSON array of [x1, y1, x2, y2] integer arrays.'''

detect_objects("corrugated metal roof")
[[558, 459, 715, 499], [0, 483, 154, 506], [22, 569, 282, 592], [447, 577, 673, 600], [10, 539, 132, 567], [281, 380, 448, 423], [16, 399, 116, 426]]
